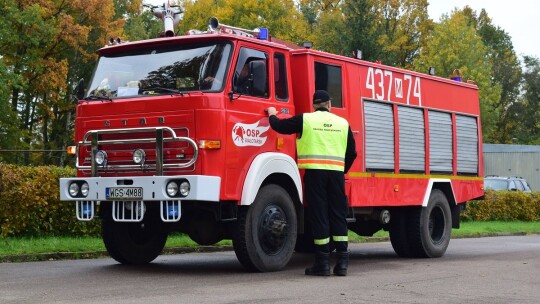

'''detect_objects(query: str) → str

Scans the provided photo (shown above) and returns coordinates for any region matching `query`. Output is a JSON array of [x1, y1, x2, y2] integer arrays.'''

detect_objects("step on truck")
[[59, 5, 484, 272]]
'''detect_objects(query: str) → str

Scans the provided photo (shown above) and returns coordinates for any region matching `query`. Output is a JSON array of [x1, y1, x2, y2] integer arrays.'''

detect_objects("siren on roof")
[[207, 17, 269, 41]]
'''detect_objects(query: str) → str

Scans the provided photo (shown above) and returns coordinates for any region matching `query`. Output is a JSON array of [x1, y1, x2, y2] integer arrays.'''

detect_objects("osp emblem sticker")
[[232, 120, 270, 147]]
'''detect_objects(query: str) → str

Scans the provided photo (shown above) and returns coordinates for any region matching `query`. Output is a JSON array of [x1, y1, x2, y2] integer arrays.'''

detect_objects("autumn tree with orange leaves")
[[0, 0, 136, 164]]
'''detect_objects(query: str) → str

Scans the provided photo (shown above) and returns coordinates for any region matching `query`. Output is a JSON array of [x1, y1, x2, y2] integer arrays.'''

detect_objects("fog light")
[[69, 183, 79, 197], [179, 181, 190, 197], [80, 182, 89, 197], [95, 150, 108, 166], [133, 149, 146, 164], [166, 181, 179, 197]]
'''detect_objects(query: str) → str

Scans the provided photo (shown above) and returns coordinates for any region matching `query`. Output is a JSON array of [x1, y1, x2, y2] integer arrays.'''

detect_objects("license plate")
[[106, 187, 143, 200]]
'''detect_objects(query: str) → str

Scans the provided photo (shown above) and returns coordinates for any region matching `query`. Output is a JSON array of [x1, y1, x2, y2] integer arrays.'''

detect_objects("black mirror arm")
[[76, 78, 85, 102], [228, 91, 243, 102]]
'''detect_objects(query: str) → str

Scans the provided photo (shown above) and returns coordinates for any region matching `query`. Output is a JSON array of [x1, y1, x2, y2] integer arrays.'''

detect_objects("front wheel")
[[233, 184, 297, 272], [101, 202, 168, 265]]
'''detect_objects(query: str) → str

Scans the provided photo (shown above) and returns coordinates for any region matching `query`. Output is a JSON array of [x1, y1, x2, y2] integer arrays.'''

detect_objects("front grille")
[[76, 127, 198, 176]]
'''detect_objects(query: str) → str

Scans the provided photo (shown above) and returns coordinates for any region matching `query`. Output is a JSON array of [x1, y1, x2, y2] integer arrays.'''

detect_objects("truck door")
[[224, 46, 273, 198]]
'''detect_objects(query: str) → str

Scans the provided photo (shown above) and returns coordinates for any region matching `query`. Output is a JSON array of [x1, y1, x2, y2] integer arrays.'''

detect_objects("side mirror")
[[76, 78, 85, 101], [250, 61, 267, 97]]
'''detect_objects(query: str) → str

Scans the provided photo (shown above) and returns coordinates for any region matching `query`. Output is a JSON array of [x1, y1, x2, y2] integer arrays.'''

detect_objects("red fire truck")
[[59, 10, 484, 272]]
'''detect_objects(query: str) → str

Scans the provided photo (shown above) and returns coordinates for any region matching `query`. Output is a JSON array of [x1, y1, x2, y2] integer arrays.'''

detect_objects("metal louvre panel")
[[398, 106, 425, 171], [364, 101, 394, 170], [456, 115, 478, 173], [429, 111, 452, 172]]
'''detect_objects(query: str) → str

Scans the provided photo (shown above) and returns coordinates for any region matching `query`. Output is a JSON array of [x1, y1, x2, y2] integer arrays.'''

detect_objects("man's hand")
[[267, 107, 277, 116]]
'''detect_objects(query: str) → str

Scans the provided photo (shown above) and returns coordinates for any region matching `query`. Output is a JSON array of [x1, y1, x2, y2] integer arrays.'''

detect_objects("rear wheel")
[[408, 189, 452, 258], [233, 184, 297, 272], [389, 208, 413, 258], [101, 202, 168, 265]]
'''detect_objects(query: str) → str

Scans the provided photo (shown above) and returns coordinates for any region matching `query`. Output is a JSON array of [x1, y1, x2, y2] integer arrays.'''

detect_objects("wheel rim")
[[428, 206, 446, 244], [257, 204, 289, 255]]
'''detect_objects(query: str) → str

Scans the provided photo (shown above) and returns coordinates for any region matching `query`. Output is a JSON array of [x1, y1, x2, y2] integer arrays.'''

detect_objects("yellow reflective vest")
[[297, 111, 349, 171]]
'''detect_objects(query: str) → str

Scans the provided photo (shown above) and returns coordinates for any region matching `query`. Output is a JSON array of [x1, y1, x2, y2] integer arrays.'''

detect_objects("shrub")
[[0, 164, 101, 237], [462, 190, 540, 221]]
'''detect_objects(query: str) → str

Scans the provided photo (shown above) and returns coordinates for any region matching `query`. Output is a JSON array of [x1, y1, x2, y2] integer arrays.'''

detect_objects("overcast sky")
[[428, 0, 540, 59], [146, 0, 539, 59]]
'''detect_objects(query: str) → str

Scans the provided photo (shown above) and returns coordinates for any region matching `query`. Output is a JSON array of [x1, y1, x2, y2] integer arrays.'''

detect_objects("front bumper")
[[59, 175, 221, 202]]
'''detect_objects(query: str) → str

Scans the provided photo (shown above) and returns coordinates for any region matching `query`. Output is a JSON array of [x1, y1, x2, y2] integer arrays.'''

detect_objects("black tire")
[[233, 184, 297, 272], [408, 189, 452, 258], [101, 202, 168, 265], [389, 208, 414, 258]]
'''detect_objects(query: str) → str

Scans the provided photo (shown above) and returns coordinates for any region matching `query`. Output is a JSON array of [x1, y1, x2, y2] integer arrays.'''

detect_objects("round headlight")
[[95, 150, 108, 166], [133, 149, 146, 164], [80, 182, 89, 197], [179, 181, 190, 197], [69, 183, 80, 197], [166, 181, 179, 197]]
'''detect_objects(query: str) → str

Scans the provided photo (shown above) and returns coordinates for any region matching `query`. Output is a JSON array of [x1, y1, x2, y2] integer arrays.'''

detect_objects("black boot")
[[305, 251, 330, 276], [333, 251, 349, 276]]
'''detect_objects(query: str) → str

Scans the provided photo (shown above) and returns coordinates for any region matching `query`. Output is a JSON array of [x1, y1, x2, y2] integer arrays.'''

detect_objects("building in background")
[[483, 144, 540, 191]]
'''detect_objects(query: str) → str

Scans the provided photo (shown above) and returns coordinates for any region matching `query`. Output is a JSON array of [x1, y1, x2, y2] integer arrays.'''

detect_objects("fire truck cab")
[[59, 16, 483, 272]]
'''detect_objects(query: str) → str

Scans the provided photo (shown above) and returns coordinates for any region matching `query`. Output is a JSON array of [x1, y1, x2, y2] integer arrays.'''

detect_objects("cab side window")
[[314, 62, 343, 107], [233, 47, 268, 98], [274, 53, 288, 101]]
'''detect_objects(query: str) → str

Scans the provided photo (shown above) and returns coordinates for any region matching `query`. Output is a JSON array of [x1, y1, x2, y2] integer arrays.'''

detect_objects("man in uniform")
[[267, 90, 357, 276]]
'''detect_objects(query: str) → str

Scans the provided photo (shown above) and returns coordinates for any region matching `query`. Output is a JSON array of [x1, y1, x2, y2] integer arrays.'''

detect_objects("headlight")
[[80, 182, 89, 197], [69, 183, 80, 197], [95, 150, 108, 166], [166, 181, 179, 197], [133, 149, 146, 164], [179, 181, 190, 197]]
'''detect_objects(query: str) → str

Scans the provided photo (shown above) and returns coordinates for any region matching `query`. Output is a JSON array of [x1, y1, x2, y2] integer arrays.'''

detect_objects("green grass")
[[452, 221, 540, 237], [348, 221, 540, 242], [0, 221, 538, 258], [0, 234, 231, 256]]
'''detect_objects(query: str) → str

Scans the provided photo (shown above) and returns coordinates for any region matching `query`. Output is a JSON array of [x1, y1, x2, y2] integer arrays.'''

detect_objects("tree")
[[123, 9, 162, 41], [179, 0, 311, 45], [517, 56, 540, 144], [304, 0, 347, 54], [371, 0, 432, 68], [0, 0, 128, 165], [467, 8, 522, 143], [341, 0, 379, 61], [413, 9, 501, 139], [0, 58, 23, 163]]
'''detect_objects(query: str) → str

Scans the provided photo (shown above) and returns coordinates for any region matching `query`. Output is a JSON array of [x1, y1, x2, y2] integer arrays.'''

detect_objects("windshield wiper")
[[85, 94, 113, 102], [141, 87, 185, 96]]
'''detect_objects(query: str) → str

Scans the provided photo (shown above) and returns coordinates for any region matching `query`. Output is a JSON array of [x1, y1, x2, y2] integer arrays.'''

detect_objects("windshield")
[[484, 179, 508, 190], [86, 42, 232, 99]]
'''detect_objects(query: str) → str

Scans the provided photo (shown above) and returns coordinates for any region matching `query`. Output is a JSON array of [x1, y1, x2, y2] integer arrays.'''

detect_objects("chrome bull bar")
[[75, 127, 198, 176]]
